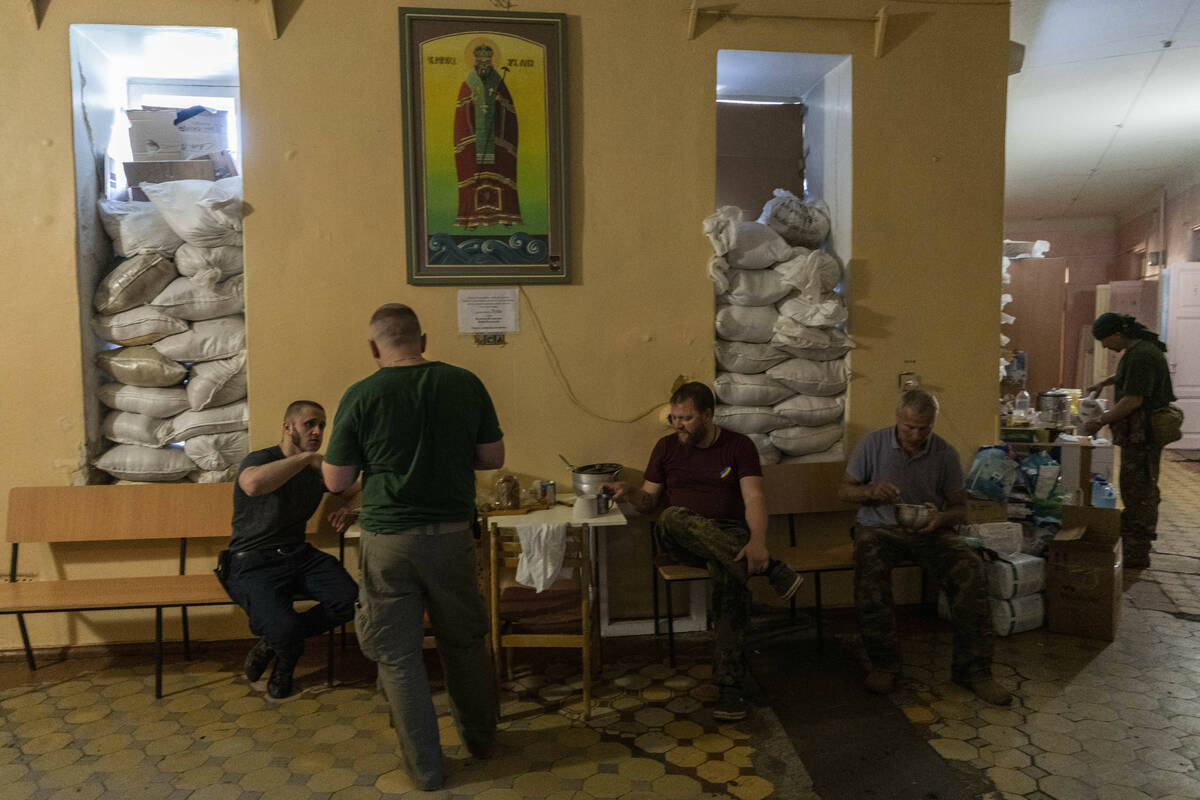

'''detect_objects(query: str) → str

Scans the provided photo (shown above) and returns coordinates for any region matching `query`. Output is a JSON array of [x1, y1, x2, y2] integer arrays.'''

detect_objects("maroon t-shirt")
[[643, 428, 762, 521]]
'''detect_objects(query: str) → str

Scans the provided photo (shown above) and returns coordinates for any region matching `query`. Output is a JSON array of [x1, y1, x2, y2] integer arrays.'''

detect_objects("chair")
[[649, 534, 710, 667], [488, 521, 597, 718]]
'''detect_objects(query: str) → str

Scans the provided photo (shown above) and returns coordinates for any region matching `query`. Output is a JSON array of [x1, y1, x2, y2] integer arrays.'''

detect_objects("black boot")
[[243, 638, 274, 682], [267, 645, 302, 699]]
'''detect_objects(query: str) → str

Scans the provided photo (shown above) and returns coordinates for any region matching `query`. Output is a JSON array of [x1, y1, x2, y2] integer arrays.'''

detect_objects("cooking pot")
[[571, 463, 623, 496], [1037, 389, 1071, 426]]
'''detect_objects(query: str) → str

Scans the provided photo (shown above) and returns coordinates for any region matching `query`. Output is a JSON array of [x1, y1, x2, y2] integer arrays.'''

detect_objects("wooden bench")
[[2, 483, 346, 697]]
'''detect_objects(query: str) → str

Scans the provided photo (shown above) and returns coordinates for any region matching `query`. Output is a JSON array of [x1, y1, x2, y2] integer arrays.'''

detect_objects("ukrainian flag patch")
[[719, 466, 732, 479]]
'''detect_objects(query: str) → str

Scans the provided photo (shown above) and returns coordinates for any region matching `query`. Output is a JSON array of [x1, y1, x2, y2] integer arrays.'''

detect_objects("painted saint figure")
[[453, 43, 522, 228]]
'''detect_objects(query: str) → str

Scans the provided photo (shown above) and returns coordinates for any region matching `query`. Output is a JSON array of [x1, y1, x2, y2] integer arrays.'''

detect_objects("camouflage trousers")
[[853, 525, 993, 681], [1119, 442, 1164, 562], [654, 507, 753, 690]]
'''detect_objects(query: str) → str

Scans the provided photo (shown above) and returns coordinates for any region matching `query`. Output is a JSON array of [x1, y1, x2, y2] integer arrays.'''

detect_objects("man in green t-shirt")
[[1082, 312, 1177, 569], [323, 303, 504, 792]]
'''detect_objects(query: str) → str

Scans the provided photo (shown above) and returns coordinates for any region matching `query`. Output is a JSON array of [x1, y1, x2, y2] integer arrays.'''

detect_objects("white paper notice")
[[457, 289, 519, 333]]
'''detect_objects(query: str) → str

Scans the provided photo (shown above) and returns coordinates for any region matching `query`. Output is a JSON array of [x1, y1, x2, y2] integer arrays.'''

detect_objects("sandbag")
[[703, 205, 741, 256], [777, 292, 848, 327], [102, 410, 167, 447], [149, 274, 244, 321], [770, 423, 843, 456], [714, 341, 789, 374], [96, 346, 187, 387], [97, 383, 190, 418], [715, 305, 778, 343], [719, 268, 790, 306], [714, 404, 791, 435], [94, 444, 194, 482], [779, 440, 845, 463], [776, 249, 843, 300], [746, 433, 782, 465], [96, 199, 184, 256], [92, 306, 189, 347], [773, 324, 854, 361], [184, 430, 249, 472], [766, 358, 848, 396], [175, 243, 244, 279], [726, 222, 795, 269], [153, 315, 245, 362], [714, 372, 793, 406], [93, 253, 178, 315], [757, 189, 831, 247], [187, 353, 247, 410], [162, 400, 249, 441], [192, 466, 238, 483], [141, 177, 243, 247], [774, 394, 845, 426]]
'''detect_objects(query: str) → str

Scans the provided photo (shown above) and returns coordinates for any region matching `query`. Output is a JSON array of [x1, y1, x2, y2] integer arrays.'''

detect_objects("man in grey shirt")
[[839, 390, 1011, 706]]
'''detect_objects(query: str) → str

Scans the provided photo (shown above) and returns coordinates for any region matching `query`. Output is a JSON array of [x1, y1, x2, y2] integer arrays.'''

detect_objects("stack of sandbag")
[[704, 190, 849, 465], [91, 177, 248, 483]]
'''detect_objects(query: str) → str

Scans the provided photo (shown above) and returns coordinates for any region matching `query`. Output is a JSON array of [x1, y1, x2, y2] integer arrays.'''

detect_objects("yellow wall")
[[0, 0, 1008, 650]]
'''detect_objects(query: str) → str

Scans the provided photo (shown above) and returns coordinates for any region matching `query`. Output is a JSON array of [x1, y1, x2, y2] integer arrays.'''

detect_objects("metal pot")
[[1037, 390, 1072, 426], [571, 463, 623, 496]]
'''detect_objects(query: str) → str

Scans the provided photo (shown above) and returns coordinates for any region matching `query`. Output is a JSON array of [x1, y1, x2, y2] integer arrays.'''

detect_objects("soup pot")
[[571, 463, 623, 496], [1037, 390, 1072, 426]]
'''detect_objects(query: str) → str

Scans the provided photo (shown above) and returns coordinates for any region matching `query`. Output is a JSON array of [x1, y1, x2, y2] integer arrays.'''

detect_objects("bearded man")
[[453, 42, 522, 228]]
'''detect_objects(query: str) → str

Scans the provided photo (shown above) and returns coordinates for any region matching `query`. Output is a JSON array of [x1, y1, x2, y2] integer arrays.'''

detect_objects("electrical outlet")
[[898, 371, 920, 390]]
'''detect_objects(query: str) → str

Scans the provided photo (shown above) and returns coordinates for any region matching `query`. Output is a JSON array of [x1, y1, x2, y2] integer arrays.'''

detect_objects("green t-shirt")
[[1115, 339, 1175, 411], [323, 361, 502, 531]]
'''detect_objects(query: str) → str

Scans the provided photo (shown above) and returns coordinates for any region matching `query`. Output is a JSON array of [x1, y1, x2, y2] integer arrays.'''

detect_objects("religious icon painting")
[[399, 7, 569, 284]]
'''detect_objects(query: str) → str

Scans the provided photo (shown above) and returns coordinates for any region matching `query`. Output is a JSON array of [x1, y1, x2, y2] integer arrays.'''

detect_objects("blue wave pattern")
[[428, 233, 549, 265]]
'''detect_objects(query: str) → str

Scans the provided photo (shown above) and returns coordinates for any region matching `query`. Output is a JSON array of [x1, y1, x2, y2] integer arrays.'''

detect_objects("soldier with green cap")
[[1081, 312, 1176, 569]]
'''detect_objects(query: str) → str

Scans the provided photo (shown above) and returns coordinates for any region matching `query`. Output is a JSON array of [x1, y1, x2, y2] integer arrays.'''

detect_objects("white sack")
[[150, 275, 244, 321], [726, 222, 795, 269], [766, 357, 849, 396], [714, 341, 789, 374], [714, 372, 793, 406], [746, 433, 782, 465], [163, 401, 249, 442], [97, 383, 190, 418], [703, 205, 741, 256], [193, 466, 238, 483], [92, 306, 188, 347], [141, 177, 243, 247], [96, 346, 187, 387], [715, 305, 779, 343], [102, 410, 167, 447], [153, 315, 245, 362], [776, 249, 843, 300], [770, 423, 843, 456], [175, 243, 244, 279], [772, 324, 854, 361], [187, 353, 247, 410], [96, 199, 184, 256], [184, 430, 250, 472], [777, 292, 848, 327], [94, 444, 194, 482], [714, 404, 792, 435], [780, 441, 845, 463], [707, 255, 731, 295], [93, 253, 178, 315], [757, 189, 831, 247], [774, 394, 845, 427], [719, 268, 790, 306]]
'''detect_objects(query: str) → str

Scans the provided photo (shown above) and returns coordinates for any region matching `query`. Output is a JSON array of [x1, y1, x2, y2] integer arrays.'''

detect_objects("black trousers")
[[224, 543, 358, 659]]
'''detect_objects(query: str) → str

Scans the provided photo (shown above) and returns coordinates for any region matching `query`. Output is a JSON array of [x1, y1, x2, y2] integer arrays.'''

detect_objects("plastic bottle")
[[1013, 389, 1031, 423], [1091, 474, 1117, 508]]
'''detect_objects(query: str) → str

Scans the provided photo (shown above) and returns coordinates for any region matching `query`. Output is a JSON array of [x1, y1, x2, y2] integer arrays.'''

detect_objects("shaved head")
[[370, 304, 422, 349]]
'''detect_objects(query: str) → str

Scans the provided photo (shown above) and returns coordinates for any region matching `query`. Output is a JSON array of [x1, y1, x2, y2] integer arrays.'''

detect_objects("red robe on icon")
[[453, 66, 522, 229]]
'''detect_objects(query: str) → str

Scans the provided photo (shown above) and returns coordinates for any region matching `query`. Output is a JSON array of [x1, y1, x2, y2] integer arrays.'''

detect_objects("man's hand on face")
[[867, 481, 902, 503], [735, 540, 770, 575]]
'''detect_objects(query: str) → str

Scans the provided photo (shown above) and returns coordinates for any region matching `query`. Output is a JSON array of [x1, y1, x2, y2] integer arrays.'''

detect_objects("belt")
[[367, 520, 472, 536], [232, 543, 306, 557]]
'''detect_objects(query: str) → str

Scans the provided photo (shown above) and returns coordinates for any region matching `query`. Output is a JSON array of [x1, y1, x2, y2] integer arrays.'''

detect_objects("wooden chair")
[[488, 521, 596, 718], [649, 533, 710, 667]]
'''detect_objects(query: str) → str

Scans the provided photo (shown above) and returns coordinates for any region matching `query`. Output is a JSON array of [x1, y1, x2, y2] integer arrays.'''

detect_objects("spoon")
[[558, 454, 577, 471]]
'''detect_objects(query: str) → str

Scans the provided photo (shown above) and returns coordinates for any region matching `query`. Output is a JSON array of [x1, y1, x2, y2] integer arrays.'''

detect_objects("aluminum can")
[[540, 480, 556, 506]]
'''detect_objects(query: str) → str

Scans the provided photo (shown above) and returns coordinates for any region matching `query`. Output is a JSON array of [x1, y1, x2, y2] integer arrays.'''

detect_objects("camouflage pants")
[[654, 507, 752, 690], [1119, 442, 1164, 560], [853, 525, 993, 680]]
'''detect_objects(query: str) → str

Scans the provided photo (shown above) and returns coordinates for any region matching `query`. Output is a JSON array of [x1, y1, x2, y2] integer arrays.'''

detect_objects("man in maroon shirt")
[[604, 382, 802, 720]]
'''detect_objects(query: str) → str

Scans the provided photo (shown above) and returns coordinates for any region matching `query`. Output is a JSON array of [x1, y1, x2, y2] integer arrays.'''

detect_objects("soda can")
[[540, 480, 556, 506]]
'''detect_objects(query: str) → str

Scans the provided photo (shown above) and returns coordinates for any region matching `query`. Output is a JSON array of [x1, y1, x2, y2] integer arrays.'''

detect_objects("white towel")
[[515, 523, 568, 593]]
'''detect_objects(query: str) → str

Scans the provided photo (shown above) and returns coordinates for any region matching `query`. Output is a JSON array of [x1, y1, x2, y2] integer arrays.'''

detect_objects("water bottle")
[[1091, 474, 1116, 508], [1013, 389, 1031, 423]]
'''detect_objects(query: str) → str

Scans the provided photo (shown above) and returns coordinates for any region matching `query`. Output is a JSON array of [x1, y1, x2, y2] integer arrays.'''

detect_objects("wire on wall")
[[518, 286, 665, 425]]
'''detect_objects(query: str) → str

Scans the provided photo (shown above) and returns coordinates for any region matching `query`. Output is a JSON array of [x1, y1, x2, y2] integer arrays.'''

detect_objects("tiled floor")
[[2, 451, 1198, 799]]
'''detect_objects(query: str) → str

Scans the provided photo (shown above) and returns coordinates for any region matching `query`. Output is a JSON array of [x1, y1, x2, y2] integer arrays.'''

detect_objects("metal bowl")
[[895, 503, 934, 530], [571, 463, 623, 496]]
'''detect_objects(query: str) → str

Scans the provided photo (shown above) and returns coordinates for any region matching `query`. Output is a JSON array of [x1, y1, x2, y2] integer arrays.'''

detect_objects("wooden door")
[[1165, 262, 1200, 449], [1006, 257, 1067, 394]]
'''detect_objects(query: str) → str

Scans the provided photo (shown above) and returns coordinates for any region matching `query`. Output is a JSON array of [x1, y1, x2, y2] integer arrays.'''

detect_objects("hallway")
[[2, 452, 1199, 799]]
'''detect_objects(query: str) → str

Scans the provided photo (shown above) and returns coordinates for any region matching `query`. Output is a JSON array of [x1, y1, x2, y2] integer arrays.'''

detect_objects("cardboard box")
[[1054, 436, 1115, 504], [128, 107, 228, 162], [966, 497, 1007, 523], [124, 160, 216, 201], [1047, 505, 1122, 640]]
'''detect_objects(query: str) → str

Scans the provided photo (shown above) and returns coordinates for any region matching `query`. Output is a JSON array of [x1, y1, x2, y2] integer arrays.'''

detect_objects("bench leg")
[[326, 627, 335, 687], [155, 607, 164, 699], [181, 607, 191, 661], [17, 613, 35, 671], [665, 580, 676, 668], [814, 573, 825, 652]]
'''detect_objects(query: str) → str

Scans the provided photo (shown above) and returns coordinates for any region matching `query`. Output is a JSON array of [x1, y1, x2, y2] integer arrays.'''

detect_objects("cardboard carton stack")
[[114, 106, 236, 201]]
